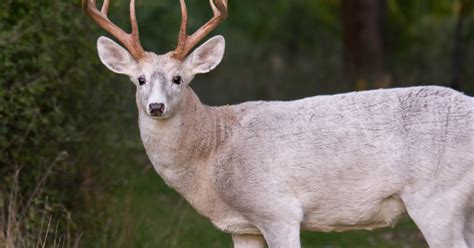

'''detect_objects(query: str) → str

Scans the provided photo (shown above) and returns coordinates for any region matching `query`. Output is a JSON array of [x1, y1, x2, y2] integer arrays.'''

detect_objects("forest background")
[[1, 0, 473, 247]]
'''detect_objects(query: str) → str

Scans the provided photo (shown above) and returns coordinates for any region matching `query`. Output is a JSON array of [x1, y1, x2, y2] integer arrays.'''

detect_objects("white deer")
[[83, 0, 474, 247]]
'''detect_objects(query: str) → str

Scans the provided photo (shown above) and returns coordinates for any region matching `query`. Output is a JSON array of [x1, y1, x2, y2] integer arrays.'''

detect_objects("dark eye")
[[138, 76, 146, 86], [172, 75, 182, 85]]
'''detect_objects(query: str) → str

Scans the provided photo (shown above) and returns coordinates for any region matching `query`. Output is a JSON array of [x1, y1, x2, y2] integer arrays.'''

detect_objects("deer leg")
[[258, 222, 301, 248], [465, 207, 474, 247], [401, 189, 470, 248], [232, 234, 266, 248]]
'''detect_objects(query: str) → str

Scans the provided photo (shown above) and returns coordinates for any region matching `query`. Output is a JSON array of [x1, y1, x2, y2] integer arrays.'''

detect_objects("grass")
[[1, 166, 81, 248]]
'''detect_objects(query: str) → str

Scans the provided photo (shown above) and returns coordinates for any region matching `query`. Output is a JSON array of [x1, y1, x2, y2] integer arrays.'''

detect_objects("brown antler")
[[173, 0, 228, 60], [82, 0, 146, 60]]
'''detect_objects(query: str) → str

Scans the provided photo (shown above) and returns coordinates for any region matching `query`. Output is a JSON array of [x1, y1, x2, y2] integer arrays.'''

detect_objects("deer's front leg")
[[259, 222, 301, 248], [232, 234, 266, 248]]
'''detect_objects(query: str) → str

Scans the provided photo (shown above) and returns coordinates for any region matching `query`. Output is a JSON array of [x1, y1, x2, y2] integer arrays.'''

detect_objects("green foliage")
[[1, 0, 473, 247], [0, 0, 105, 245]]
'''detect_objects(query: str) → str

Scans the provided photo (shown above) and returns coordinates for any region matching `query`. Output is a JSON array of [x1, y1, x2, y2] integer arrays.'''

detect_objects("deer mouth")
[[148, 111, 165, 119], [149, 110, 164, 117], [148, 110, 170, 120]]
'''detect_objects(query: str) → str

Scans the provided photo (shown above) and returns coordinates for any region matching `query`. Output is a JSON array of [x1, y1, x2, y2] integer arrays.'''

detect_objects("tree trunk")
[[342, 0, 390, 90], [451, 0, 472, 91], [0, 187, 5, 243]]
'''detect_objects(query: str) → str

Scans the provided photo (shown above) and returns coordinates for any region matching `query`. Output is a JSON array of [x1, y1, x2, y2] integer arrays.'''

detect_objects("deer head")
[[83, 0, 228, 119]]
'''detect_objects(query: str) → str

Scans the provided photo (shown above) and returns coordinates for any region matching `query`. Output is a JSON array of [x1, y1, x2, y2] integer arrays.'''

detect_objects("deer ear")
[[184, 35, 225, 75], [97, 36, 137, 75]]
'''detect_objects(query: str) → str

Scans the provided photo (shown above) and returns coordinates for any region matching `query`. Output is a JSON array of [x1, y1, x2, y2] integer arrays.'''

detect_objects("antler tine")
[[173, 0, 228, 60], [129, 0, 140, 37], [101, 0, 110, 14], [175, 0, 188, 56], [210, 0, 227, 18], [82, 0, 145, 60]]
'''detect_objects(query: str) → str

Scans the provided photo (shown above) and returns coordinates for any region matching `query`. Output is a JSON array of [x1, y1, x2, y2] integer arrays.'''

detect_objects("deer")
[[82, 0, 474, 247]]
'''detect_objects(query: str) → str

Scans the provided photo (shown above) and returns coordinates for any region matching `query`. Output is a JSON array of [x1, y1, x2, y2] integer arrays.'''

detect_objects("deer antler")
[[173, 0, 228, 61], [82, 0, 146, 60]]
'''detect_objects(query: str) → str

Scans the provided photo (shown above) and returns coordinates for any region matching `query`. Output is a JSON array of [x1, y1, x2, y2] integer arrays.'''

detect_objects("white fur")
[[97, 36, 137, 75], [184, 35, 225, 75], [96, 35, 474, 248]]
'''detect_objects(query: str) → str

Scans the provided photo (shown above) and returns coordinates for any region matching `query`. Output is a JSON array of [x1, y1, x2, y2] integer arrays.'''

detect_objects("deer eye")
[[172, 75, 182, 85], [138, 76, 146, 86]]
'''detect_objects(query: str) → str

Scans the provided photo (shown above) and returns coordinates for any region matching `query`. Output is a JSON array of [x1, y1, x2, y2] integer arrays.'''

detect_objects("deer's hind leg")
[[401, 186, 471, 248], [465, 205, 474, 247]]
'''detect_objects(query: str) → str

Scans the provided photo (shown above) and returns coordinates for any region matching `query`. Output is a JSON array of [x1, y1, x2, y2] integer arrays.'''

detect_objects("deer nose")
[[149, 103, 165, 116]]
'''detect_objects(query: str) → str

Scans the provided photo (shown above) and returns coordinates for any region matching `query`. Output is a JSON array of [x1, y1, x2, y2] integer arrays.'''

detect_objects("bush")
[[0, 1, 104, 246]]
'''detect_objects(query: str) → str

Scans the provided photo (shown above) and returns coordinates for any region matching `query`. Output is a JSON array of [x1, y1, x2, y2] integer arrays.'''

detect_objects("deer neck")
[[137, 87, 233, 203]]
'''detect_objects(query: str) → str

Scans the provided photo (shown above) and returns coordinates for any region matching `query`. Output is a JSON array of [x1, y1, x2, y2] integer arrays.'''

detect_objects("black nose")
[[149, 103, 165, 115]]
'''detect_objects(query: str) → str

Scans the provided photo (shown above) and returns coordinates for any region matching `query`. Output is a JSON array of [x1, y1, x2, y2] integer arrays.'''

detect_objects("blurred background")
[[1, 0, 473, 247]]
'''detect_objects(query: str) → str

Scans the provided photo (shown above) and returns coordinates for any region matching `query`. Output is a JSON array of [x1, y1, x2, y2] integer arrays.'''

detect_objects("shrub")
[[0, 1, 103, 246]]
